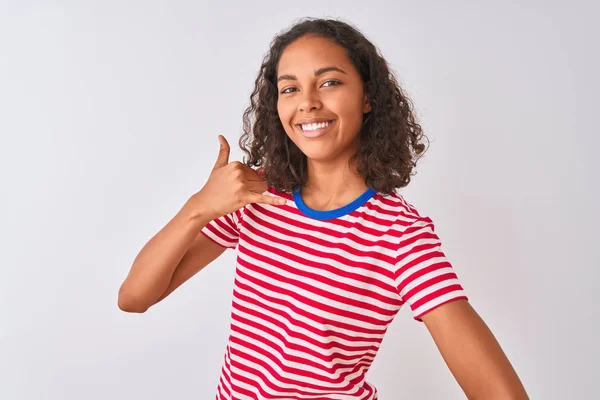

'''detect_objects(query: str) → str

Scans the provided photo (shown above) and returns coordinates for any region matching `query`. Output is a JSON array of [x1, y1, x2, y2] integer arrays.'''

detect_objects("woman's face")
[[276, 34, 371, 163]]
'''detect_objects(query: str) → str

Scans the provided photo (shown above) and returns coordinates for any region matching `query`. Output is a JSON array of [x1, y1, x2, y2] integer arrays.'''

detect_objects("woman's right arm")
[[117, 134, 285, 313], [117, 195, 225, 313]]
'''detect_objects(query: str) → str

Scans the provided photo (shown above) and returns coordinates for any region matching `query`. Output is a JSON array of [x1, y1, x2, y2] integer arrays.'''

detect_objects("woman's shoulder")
[[266, 185, 294, 200], [372, 189, 424, 222]]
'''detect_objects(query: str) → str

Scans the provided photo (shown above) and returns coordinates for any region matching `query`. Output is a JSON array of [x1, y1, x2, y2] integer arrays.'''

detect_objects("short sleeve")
[[199, 206, 245, 249], [394, 216, 468, 322]]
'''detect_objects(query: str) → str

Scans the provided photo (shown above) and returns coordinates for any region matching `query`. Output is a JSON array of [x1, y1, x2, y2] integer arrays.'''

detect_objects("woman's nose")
[[298, 90, 322, 112]]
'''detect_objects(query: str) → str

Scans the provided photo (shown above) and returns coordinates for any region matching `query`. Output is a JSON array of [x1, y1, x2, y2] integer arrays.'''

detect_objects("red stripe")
[[241, 219, 395, 284], [239, 245, 398, 316], [414, 296, 469, 321], [234, 269, 387, 337], [232, 289, 381, 352], [232, 304, 377, 361], [411, 286, 466, 311]]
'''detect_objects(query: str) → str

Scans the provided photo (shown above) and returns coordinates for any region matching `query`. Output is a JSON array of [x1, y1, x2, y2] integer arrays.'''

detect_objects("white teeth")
[[301, 120, 332, 131]]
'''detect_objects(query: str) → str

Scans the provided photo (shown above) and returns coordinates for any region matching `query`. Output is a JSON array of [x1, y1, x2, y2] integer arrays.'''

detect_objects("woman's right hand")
[[188, 134, 286, 221]]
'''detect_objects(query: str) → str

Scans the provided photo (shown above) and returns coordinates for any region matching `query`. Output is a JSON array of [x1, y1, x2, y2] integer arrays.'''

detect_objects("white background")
[[1, 1, 598, 399]]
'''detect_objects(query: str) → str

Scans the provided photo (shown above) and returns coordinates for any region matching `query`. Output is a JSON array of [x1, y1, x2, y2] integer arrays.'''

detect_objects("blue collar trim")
[[292, 185, 377, 220]]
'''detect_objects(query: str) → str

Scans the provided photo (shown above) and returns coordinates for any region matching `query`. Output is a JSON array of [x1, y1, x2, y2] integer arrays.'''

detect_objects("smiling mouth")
[[295, 120, 336, 137]]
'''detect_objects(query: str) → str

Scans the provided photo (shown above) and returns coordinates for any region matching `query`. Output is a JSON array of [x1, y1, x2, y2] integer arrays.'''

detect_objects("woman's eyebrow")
[[277, 66, 347, 83]]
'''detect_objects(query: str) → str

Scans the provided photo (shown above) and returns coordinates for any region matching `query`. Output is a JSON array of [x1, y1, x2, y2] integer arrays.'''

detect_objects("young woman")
[[119, 17, 529, 400]]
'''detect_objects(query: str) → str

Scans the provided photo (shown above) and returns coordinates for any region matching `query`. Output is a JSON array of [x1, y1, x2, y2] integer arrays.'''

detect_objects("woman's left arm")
[[420, 299, 529, 400]]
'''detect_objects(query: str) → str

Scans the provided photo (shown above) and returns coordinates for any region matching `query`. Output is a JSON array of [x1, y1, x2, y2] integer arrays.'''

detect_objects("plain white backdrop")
[[1, 1, 598, 399]]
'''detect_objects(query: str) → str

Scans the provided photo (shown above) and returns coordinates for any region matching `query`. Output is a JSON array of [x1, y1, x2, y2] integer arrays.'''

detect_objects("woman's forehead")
[[277, 36, 353, 76]]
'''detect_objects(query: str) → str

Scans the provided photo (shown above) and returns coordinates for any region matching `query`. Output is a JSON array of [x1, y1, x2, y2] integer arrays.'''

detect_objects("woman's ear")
[[363, 96, 371, 113]]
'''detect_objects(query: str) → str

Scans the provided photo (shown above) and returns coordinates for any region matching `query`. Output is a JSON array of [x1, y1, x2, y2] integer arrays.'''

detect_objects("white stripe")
[[232, 305, 378, 361], [230, 329, 373, 384], [233, 282, 386, 343], [241, 217, 399, 293], [229, 340, 366, 395], [248, 202, 416, 249], [237, 250, 399, 315], [412, 290, 468, 318], [234, 270, 388, 333], [201, 226, 237, 248]]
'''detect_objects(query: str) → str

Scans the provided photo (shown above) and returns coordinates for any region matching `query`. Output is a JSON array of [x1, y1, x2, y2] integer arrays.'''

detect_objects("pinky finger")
[[254, 194, 286, 205]]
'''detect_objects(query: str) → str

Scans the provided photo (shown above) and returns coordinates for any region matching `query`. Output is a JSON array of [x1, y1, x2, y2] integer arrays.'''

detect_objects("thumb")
[[213, 134, 230, 170]]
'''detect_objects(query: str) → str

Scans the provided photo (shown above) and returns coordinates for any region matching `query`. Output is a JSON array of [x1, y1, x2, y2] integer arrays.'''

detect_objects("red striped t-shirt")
[[200, 185, 468, 399]]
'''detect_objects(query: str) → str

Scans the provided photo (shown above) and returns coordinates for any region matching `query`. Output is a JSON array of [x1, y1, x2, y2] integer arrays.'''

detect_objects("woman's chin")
[[300, 148, 337, 162]]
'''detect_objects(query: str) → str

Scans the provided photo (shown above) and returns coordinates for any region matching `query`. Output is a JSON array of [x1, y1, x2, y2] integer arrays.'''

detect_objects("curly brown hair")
[[239, 17, 430, 196]]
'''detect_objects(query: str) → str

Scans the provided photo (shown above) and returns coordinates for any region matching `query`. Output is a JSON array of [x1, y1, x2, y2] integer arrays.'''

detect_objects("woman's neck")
[[299, 157, 369, 211]]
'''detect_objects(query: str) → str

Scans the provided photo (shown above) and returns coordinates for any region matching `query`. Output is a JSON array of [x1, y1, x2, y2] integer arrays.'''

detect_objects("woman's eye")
[[280, 80, 340, 94], [322, 80, 340, 87]]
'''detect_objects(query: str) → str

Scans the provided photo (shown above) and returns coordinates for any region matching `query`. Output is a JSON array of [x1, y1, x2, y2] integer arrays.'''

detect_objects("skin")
[[276, 34, 371, 211], [421, 300, 529, 399], [276, 34, 529, 399]]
